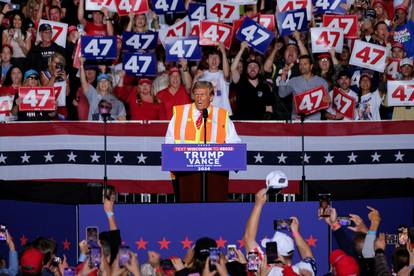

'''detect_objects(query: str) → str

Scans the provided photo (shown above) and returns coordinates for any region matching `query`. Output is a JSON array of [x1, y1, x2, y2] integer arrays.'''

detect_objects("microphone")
[[202, 108, 208, 119]]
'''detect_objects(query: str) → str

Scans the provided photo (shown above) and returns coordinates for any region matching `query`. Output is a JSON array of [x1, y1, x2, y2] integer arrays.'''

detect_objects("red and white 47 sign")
[[333, 88, 356, 119], [322, 14, 357, 39], [387, 80, 414, 107], [206, 0, 240, 23], [386, 58, 401, 80], [311, 27, 343, 53], [294, 85, 329, 115], [252, 14, 276, 31], [18, 87, 56, 111], [0, 95, 14, 114], [114, 0, 149, 16], [350, 40, 387, 73], [277, 0, 311, 20], [37, 20, 68, 48], [200, 21, 233, 49], [86, 0, 117, 12]]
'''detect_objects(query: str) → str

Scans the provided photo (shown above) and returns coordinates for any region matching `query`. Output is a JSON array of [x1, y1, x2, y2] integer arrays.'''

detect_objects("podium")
[[162, 144, 247, 202]]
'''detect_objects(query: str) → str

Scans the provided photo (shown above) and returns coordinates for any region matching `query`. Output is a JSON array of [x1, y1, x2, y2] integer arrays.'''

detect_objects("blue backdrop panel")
[[79, 202, 329, 273], [0, 200, 77, 264]]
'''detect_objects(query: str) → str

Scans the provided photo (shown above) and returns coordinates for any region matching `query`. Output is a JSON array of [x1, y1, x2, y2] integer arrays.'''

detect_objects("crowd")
[[0, 190, 413, 276], [0, 0, 413, 122]]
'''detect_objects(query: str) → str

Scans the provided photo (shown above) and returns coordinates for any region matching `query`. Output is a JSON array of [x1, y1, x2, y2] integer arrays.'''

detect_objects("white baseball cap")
[[261, 231, 295, 257], [266, 170, 288, 190]]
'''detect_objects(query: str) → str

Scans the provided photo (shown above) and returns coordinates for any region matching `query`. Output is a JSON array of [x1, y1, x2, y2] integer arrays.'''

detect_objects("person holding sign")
[[80, 58, 126, 121], [231, 42, 274, 120], [392, 58, 414, 120], [77, 0, 114, 36], [278, 55, 329, 120], [326, 71, 358, 120]]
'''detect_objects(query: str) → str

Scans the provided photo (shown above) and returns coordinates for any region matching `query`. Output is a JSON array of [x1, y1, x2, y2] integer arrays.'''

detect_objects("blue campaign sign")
[[236, 17, 275, 55], [152, 0, 185, 14], [313, 0, 346, 15], [161, 143, 247, 171], [123, 52, 157, 77], [188, 2, 206, 21], [122, 31, 158, 52], [165, 36, 202, 62], [276, 9, 308, 37], [81, 36, 117, 60]]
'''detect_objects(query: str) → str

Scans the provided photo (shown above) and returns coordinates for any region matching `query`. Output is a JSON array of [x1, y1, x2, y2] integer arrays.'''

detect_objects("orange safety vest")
[[173, 104, 228, 144]]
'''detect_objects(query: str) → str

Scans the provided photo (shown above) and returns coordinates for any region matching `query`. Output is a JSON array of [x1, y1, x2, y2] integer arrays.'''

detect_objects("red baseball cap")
[[68, 25, 77, 34], [168, 67, 180, 75], [20, 248, 44, 274], [392, 41, 405, 50], [372, 0, 385, 7], [138, 78, 152, 85], [330, 249, 360, 276], [395, 4, 408, 14], [317, 53, 331, 60]]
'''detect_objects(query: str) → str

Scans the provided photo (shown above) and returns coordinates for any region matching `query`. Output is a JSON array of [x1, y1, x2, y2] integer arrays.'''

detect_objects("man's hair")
[[207, 48, 221, 59], [193, 81, 214, 96], [49, 5, 61, 13], [299, 55, 313, 64], [374, 20, 387, 31], [392, 247, 410, 273]]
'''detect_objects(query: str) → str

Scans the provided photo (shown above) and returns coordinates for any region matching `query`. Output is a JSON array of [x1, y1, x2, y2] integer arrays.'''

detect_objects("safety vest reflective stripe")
[[173, 104, 227, 144]]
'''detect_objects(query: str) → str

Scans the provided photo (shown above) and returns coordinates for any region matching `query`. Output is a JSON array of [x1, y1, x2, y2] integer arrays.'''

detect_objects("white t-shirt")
[[357, 90, 382, 120], [327, 89, 359, 120], [268, 258, 317, 276], [199, 70, 232, 116]]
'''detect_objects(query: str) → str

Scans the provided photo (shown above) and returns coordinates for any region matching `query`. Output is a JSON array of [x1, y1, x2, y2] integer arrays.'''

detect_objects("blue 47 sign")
[[188, 2, 206, 21], [276, 9, 308, 37], [81, 36, 117, 60], [152, 0, 185, 14], [122, 31, 158, 51], [165, 36, 202, 62], [313, 0, 346, 15], [123, 52, 157, 76], [236, 17, 275, 55]]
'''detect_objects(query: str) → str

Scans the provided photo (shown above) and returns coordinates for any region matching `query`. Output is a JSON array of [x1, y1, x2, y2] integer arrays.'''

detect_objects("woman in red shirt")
[[114, 76, 160, 120]]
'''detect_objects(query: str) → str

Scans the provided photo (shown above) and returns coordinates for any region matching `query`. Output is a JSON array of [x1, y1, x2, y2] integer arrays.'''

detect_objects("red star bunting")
[[306, 235, 318, 247], [135, 237, 148, 250], [180, 236, 193, 249], [63, 239, 71, 250], [158, 237, 171, 250], [20, 235, 28, 246], [216, 236, 227, 248]]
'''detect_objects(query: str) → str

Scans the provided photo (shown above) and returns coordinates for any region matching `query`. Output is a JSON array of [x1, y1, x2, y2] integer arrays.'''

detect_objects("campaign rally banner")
[[322, 14, 358, 39], [161, 143, 247, 171], [200, 21, 233, 49], [152, 0, 185, 14], [332, 88, 356, 119], [387, 80, 414, 107], [122, 31, 158, 51], [236, 17, 275, 54], [313, 0, 347, 15], [37, 19, 68, 48], [81, 36, 117, 60], [311, 27, 343, 53], [276, 9, 308, 37], [350, 40, 387, 73], [114, 0, 150, 16], [85, 0, 117, 12], [18, 87, 56, 112], [189, 2, 206, 21], [123, 52, 157, 77], [206, 0, 240, 23], [165, 36, 202, 61], [277, 0, 311, 20], [293, 85, 329, 115]]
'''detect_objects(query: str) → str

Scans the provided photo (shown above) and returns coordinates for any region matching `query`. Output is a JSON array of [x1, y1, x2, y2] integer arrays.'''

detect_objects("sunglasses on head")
[[27, 76, 38, 80]]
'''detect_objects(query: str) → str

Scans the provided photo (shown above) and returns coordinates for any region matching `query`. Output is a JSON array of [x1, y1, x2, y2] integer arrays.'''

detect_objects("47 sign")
[[333, 88, 356, 119], [236, 17, 274, 54], [350, 40, 387, 73], [18, 87, 56, 111], [311, 27, 343, 53], [387, 81, 414, 106], [294, 85, 329, 115], [276, 9, 308, 37]]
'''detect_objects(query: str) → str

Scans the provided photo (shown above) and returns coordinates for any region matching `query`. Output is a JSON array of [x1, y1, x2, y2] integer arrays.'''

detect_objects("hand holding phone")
[[318, 194, 331, 218], [265, 242, 278, 264], [0, 225, 7, 241], [89, 246, 101, 268], [209, 247, 220, 271], [118, 246, 130, 268], [247, 251, 259, 272], [86, 226, 99, 246], [227, 245, 236, 262]]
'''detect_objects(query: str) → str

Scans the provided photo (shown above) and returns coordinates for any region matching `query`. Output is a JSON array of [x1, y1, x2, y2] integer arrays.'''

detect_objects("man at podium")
[[165, 81, 241, 202]]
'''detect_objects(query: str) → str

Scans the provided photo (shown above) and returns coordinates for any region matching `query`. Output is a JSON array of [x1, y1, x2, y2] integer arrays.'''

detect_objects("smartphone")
[[11, 4, 20, 10], [266, 242, 278, 264], [160, 259, 174, 271], [209, 247, 220, 270], [385, 234, 398, 245], [118, 246, 130, 268], [86, 226, 99, 245], [337, 216, 353, 227], [247, 251, 259, 272], [318, 193, 331, 218], [56, 63, 64, 72], [51, 256, 62, 267], [398, 226, 408, 246], [0, 225, 6, 241], [274, 219, 292, 230], [227, 244, 236, 262], [89, 246, 101, 268], [63, 267, 76, 276]]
